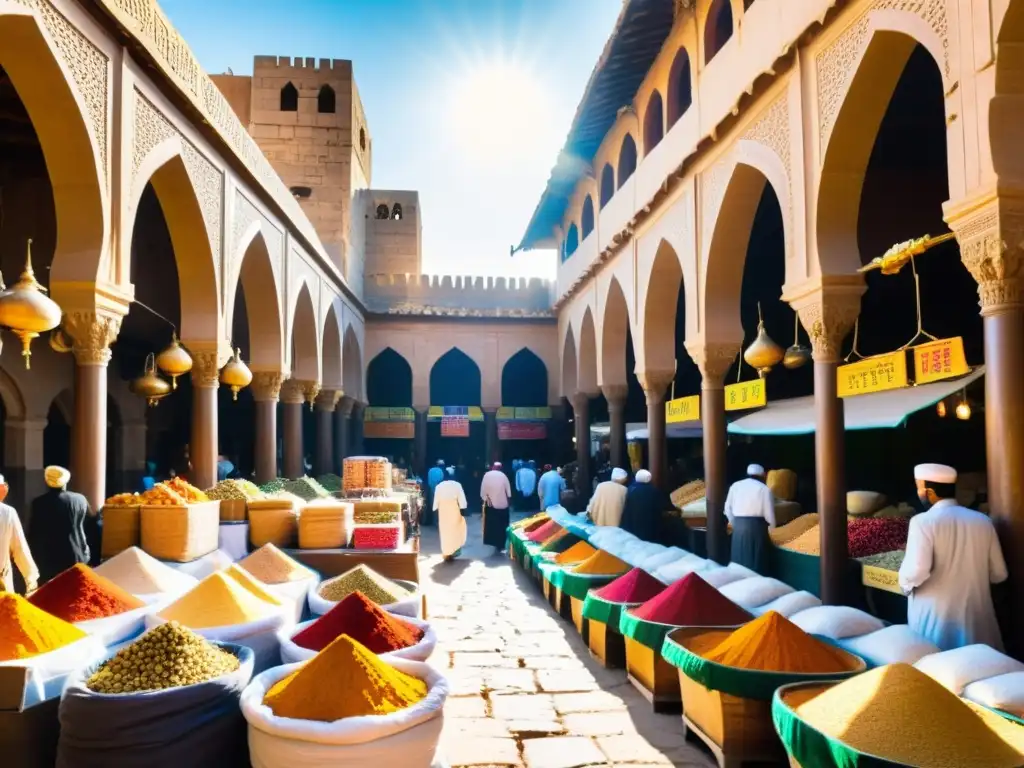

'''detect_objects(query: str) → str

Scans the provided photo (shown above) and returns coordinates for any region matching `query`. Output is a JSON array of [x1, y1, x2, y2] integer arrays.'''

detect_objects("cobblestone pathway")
[[420, 514, 716, 768]]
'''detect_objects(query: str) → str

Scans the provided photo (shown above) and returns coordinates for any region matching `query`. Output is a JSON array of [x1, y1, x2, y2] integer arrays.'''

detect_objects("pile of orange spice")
[[573, 550, 629, 576], [701, 611, 853, 673], [0, 593, 86, 661], [28, 564, 144, 622], [554, 541, 597, 565]]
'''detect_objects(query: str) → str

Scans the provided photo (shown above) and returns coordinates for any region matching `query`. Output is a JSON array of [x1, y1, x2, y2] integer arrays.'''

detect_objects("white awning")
[[727, 367, 985, 436], [627, 420, 703, 441]]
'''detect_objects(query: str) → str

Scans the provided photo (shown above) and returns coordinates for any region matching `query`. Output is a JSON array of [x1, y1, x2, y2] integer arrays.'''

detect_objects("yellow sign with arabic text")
[[912, 337, 969, 385], [837, 352, 908, 398], [725, 380, 767, 412], [665, 395, 700, 424], [862, 565, 903, 595]]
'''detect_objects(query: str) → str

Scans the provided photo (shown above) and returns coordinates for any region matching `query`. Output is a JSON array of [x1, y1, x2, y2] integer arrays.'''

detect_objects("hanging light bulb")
[[219, 348, 253, 401], [956, 395, 971, 421], [156, 332, 193, 389], [743, 302, 784, 379], [783, 312, 811, 370], [131, 352, 172, 407], [936, 400, 947, 418], [0, 239, 63, 368]]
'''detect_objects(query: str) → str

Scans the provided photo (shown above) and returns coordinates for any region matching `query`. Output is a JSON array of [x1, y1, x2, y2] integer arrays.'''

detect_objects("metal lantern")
[[743, 302, 784, 379], [131, 352, 171, 407], [0, 239, 63, 369], [156, 332, 193, 389], [219, 347, 252, 401], [783, 313, 811, 370], [49, 326, 73, 354]]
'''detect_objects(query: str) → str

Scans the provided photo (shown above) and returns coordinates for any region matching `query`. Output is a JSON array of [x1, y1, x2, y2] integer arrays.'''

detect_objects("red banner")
[[498, 421, 547, 440], [440, 416, 469, 437], [364, 421, 415, 439]]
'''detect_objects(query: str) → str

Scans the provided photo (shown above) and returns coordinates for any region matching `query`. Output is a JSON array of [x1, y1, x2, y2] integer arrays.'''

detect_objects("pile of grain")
[[157, 572, 279, 629], [94, 547, 198, 595], [769, 514, 820, 546], [238, 544, 314, 584], [317, 564, 411, 605]]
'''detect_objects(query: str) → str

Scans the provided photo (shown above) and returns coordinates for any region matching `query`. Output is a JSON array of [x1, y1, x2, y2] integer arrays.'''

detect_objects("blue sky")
[[160, 0, 622, 279]]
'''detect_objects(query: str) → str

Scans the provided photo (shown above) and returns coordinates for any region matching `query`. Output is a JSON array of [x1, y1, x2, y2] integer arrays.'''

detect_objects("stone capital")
[[635, 369, 675, 402], [786, 277, 864, 364], [250, 371, 286, 402], [189, 349, 221, 388], [315, 388, 343, 412], [570, 391, 596, 410], [280, 379, 306, 405], [601, 384, 628, 406], [337, 395, 357, 418], [300, 380, 321, 410], [684, 340, 741, 388], [947, 191, 1024, 315], [63, 310, 122, 366]]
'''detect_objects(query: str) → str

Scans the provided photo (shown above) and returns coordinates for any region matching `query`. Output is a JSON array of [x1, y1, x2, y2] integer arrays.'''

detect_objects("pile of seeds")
[[282, 476, 330, 501], [317, 564, 411, 605], [769, 514, 820, 546], [86, 621, 239, 693], [205, 479, 265, 502], [316, 473, 343, 492], [260, 478, 286, 494], [856, 549, 906, 570]]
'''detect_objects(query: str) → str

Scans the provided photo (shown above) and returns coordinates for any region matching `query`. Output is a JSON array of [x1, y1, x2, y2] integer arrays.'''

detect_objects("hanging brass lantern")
[[783, 312, 811, 370], [131, 352, 171, 407], [49, 326, 73, 354], [156, 332, 193, 389], [743, 302, 784, 379], [0, 239, 63, 369], [219, 348, 253, 401]]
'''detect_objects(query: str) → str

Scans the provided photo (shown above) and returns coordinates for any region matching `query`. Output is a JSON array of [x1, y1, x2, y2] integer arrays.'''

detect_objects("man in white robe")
[[433, 475, 467, 561], [587, 468, 630, 527], [899, 463, 1008, 651], [724, 464, 776, 573]]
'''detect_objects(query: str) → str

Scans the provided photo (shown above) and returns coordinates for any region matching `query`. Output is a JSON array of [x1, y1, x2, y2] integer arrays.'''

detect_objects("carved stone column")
[[601, 384, 628, 471], [687, 341, 741, 565], [792, 281, 862, 605], [65, 311, 121, 512], [336, 396, 355, 468], [570, 392, 593, 498], [949, 193, 1024, 650], [636, 370, 675, 490], [314, 389, 342, 476], [251, 372, 284, 484], [189, 349, 221, 491], [280, 380, 306, 479]]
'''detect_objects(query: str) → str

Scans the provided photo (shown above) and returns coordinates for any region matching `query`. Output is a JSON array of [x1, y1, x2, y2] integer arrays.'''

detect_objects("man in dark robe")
[[619, 469, 670, 543], [27, 465, 91, 584]]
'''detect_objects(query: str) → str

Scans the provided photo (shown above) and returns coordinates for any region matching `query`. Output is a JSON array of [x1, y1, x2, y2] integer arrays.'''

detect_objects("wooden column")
[[280, 380, 306, 479], [65, 312, 121, 513], [636, 370, 674, 490], [794, 283, 862, 605], [251, 372, 283, 485], [314, 389, 342, 476], [336, 396, 355, 466], [484, 408, 499, 464], [570, 392, 593, 497], [601, 384, 628, 470], [688, 342, 741, 565], [189, 350, 221, 491]]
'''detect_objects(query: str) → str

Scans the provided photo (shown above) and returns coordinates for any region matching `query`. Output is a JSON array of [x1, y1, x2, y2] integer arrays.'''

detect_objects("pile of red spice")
[[526, 521, 563, 543], [28, 563, 145, 622], [521, 517, 550, 533], [293, 590, 424, 653], [630, 572, 751, 626], [594, 568, 667, 604]]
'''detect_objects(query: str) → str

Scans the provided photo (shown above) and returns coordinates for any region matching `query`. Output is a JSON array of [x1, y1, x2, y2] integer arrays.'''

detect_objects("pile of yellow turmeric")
[[701, 611, 854, 673], [0, 593, 86, 661]]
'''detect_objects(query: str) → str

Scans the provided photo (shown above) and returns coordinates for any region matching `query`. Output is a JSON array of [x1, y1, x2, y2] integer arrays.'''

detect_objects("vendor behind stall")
[[899, 463, 1008, 651], [724, 463, 776, 573]]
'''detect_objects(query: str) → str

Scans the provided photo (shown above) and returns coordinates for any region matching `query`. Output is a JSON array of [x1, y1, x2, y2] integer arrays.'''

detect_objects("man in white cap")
[[619, 469, 671, 542], [27, 466, 90, 584], [724, 464, 776, 572], [481, 462, 512, 552], [587, 467, 630, 527], [0, 474, 38, 593], [899, 463, 1008, 651], [433, 469, 468, 562]]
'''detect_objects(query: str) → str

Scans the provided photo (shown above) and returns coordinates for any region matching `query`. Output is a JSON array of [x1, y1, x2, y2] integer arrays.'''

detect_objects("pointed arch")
[[501, 348, 548, 407], [342, 324, 363, 401], [321, 303, 343, 390], [430, 348, 481, 406], [563, 223, 579, 261], [578, 307, 598, 395], [367, 347, 411, 407], [317, 84, 336, 114], [561, 325, 578, 398], [581, 194, 595, 239], [289, 281, 320, 382], [617, 134, 638, 188], [992, 0, 1024, 182], [704, 0, 734, 65], [641, 240, 684, 374], [280, 82, 298, 111], [231, 227, 284, 371], [643, 90, 664, 154], [599, 277, 630, 388], [667, 47, 693, 128], [2, 12, 106, 288], [599, 163, 615, 208]]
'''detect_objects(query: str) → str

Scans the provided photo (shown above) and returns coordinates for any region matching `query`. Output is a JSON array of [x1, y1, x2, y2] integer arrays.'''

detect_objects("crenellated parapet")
[[363, 273, 556, 318]]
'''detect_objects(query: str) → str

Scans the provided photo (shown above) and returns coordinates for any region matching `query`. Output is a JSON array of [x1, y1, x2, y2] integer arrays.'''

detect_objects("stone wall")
[[364, 273, 555, 317], [364, 189, 422, 276]]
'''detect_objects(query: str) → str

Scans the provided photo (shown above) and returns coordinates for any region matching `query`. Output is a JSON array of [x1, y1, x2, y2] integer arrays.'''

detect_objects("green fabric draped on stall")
[[581, 594, 641, 627], [558, 571, 621, 601], [618, 608, 682, 652]]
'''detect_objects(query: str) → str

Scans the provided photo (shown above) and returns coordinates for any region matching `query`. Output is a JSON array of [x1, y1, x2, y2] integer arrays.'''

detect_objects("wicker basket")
[[248, 499, 299, 548], [139, 501, 220, 562], [101, 505, 141, 558], [218, 498, 248, 523], [299, 501, 355, 549]]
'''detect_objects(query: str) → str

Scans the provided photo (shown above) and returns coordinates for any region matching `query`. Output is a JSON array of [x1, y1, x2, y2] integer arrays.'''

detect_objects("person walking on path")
[[433, 473, 468, 562], [724, 463, 775, 573], [587, 467, 630, 527], [899, 462, 1008, 651], [0, 474, 38, 594], [481, 462, 512, 552], [619, 469, 671, 542], [515, 460, 538, 512], [27, 466, 91, 584], [537, 464, 566, 511]]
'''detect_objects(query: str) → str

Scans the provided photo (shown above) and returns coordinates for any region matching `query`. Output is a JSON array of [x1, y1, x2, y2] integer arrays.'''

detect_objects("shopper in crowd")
[[537, 464, 566, 511], [724, 463, 776, 573], [587, 467, 630, 527], [619, 469, 670, 542], [899, 463, 1008, 651], [433, 470, 468, 562], [27, 466, 91, 584], [516, 460, 538, 512], [480, 462, 512, 553], [0, 474, 38, 594], [424, 459, 445, 526]]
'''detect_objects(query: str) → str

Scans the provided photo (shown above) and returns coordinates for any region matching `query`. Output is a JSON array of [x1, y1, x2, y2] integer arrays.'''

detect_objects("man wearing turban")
[[26, 466, 91, 584]]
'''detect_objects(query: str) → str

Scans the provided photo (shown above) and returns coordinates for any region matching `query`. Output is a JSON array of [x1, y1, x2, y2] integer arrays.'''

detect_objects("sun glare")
[[451, 61, 554, 165]]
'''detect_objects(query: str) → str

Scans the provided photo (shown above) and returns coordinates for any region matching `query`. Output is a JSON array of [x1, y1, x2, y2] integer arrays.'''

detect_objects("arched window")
[[705, 0, 734, 64], [581, 195, 595, 239], [375, 204, 390, 220], [667, 48, 692, 128], [563, 223, 579, 262], [359, 127, 366, 151], [391, 203, 403, 220], [317, 85, 336, 114], [599, 164, 615, 208], [280, 82, 298, 112], [643, 91, 664, 154], [617, 134, 637, 188]]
